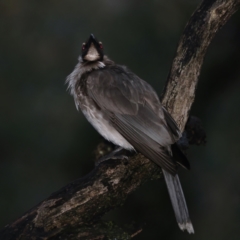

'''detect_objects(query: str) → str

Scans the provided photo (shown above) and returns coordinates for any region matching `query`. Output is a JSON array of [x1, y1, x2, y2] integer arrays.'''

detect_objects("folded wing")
[[86, 65, 186, 175]]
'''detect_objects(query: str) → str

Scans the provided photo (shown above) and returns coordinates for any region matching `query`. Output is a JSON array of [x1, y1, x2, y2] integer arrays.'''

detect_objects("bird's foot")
[[95, 147, 129, 166]]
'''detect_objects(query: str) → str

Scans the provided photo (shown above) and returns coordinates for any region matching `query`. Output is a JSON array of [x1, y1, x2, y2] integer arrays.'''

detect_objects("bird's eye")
[[99, 42, 103, 49], [82, 43, 86, 50]]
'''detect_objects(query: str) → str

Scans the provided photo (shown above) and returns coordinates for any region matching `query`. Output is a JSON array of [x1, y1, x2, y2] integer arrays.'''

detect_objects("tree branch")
[[1, 0, 239, 239], [162, 0, 240, 130]]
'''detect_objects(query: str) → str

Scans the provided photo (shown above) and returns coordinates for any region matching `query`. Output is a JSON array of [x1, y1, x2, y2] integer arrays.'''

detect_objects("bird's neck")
[[79, 55, 114, 73], [66, 55, 115, 109]]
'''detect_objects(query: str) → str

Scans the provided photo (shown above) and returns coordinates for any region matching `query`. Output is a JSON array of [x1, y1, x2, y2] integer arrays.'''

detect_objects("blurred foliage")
[[0, 0, 240, 239]]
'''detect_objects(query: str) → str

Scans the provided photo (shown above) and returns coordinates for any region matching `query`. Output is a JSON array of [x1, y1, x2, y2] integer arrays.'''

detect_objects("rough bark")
[[1, 0, 239, 239], [1, 153, 156, 240], [162, 0, 240, 130]]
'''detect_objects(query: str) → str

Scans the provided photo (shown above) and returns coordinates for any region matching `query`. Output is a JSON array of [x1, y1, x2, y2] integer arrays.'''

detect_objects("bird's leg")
[[95, 147, 129, 166]]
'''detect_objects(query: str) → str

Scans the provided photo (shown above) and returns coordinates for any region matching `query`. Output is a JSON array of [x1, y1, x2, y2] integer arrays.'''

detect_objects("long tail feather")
[[163, 169, 194, 234]]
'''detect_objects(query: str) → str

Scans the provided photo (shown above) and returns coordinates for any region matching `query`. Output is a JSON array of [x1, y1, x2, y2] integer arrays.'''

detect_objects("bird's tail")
[[163, 169, 194, 234]]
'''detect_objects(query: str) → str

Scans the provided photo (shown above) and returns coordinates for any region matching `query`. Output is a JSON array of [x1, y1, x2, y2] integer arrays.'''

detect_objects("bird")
[[66, 34, 194, 234]]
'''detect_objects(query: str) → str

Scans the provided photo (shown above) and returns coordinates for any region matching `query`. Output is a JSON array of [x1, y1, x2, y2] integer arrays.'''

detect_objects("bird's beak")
[[82, 34, 103, 62], [90, 34, 95, 41], [87, 34, 98, 45]]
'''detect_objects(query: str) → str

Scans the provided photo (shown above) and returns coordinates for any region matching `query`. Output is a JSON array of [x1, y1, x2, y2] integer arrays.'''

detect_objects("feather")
[[85, 65, 190, 172], [67, 45, 193, 232]]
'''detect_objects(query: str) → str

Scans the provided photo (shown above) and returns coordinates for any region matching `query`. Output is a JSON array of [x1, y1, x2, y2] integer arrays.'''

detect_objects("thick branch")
[[162, 0, 240, 131], [1, 154, 157, 240], [1, 0, 239, 239]]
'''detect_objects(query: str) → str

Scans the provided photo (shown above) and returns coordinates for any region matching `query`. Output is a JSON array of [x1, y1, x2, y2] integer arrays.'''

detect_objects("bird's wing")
[[86, 66, 182, 174]]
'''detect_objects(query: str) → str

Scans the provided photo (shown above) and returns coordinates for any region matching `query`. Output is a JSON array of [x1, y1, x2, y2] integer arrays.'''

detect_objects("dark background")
[[1, 0, 240, 239]]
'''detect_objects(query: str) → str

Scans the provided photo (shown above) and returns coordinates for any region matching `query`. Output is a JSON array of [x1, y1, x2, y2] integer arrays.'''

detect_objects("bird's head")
[[81, 34, 104, 62]]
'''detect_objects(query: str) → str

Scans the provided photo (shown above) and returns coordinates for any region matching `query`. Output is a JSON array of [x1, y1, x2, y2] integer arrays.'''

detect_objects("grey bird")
[[66, 34, 194, 234]]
